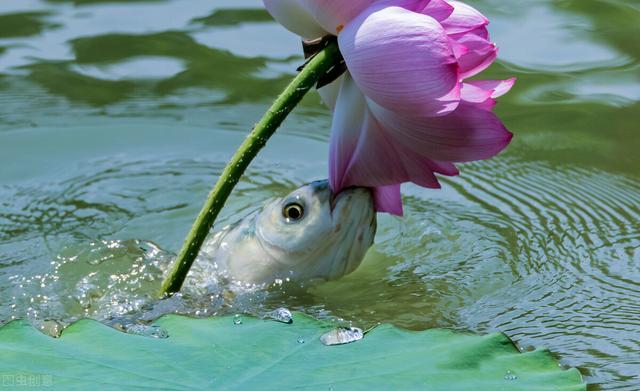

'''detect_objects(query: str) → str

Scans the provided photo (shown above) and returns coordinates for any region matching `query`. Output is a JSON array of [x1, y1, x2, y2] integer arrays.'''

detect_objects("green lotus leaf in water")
[[0, 313, 584, 390]]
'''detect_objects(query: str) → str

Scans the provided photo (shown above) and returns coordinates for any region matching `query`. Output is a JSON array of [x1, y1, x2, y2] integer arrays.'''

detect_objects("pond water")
[[0, 0, 638, 389]]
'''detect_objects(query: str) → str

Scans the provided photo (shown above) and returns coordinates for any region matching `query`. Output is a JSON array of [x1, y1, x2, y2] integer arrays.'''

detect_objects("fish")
[[195, 180, 377, 285], [4, 180, 376, 336]]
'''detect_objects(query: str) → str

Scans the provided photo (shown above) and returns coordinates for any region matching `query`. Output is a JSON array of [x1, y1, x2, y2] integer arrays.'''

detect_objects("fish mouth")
[[329, 186, 373, 215], [307, 179, 373, 215]]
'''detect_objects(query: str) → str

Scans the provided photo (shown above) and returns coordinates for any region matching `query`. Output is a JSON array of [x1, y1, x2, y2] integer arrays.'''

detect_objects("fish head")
[[255, 180, 376, 281]]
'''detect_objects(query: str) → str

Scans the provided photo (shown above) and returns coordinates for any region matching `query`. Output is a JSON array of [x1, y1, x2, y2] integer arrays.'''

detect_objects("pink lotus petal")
[[466, 77, 517, 98], [328, 74, 367, 191], [420, 0, 455, 22], [369, 99, 513, 162], [460, 82, 495, 110], [460, 82, 494, 103], [448, 36, 469, 58], [373, 185, 403, 216], [449, 25, 489, 40], [299, 0, 373, 35], [341, 110, 441, 189], [339, 5, 461, 117], [377, 0, 430, 12], [455, 33, 497, 79], [442, 0, 489, 35], [382, 0, 453, 21], [429, 160, 460, 176], [263, 0, 327, 38]]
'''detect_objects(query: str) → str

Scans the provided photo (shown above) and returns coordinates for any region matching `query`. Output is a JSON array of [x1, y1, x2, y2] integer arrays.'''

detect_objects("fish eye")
[[283, 202, 304, 222]]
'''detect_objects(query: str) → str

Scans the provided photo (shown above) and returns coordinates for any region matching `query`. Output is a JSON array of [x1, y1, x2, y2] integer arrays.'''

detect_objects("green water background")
[[0, 0, 638, 389]]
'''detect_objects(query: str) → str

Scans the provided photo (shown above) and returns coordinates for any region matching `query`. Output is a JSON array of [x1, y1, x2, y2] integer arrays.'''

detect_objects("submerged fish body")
[[198, 180, 377, 285]]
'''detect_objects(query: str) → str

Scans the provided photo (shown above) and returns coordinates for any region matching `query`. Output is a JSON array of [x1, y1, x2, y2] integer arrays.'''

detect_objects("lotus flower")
[[264, 0, 515, 215]]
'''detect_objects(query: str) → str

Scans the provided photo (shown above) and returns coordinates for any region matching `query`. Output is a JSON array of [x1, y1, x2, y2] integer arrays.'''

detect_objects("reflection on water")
[[0, 0, 639, 389], [19, 30, 293, 105], [489, 2, 628, 71], [0, 12, 55, 38], [191, 8, 273, 26], [70, 56, 187, 81]]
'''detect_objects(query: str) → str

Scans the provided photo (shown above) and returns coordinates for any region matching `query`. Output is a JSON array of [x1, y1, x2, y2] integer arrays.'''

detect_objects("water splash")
[[504, 370, 518, 381]]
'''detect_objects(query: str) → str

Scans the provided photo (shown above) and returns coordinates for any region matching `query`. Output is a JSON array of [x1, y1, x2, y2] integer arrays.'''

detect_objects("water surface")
[[0, 0, 638, 389]]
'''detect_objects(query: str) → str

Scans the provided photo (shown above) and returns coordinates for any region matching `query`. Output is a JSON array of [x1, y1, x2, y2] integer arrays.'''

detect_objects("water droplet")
[[233, 314, 242, 325], [125, 324, 169, 339], [320, 327, 364, 346], [297, 336, 305, 344], [265, 308, 293, 324], [504, 370, 518, 381]]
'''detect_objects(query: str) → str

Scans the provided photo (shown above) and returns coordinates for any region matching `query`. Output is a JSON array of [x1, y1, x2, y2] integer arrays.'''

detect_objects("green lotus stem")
[[159, 39, 343, 296]]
